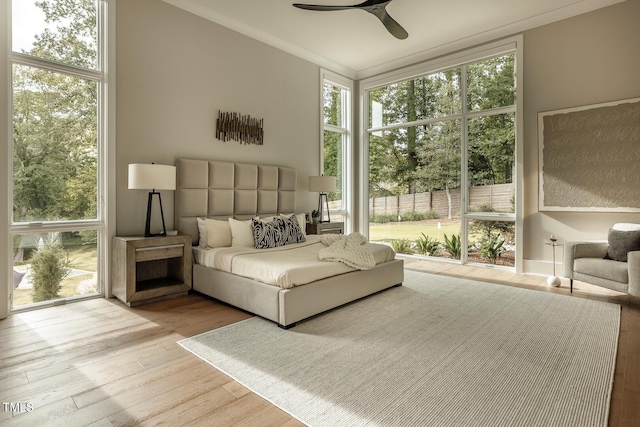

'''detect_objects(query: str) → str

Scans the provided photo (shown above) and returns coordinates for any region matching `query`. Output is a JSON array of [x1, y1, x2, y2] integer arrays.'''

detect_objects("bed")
[[175, 158, 404, 328]]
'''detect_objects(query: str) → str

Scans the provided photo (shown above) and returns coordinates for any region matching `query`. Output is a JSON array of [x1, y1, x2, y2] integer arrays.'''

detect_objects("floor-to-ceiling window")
[[360, 37, 523, 271], [321, 69, 353, 229], [7, 0, 111, 310]]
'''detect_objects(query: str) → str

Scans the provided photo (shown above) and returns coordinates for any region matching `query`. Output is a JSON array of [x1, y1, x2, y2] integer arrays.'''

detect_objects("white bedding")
[[192, 235, 396, 289]]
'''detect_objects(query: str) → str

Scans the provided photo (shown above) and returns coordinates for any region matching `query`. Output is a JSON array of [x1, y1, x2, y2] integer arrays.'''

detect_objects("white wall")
[[521, 0, 640, 274], [116, 0, 321, 237]]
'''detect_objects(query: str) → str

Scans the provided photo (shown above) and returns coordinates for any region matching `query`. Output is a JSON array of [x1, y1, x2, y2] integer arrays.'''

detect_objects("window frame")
[[359, 36, 523, 272], [320, 69, 354, 233], [3, 0, 115, 314]]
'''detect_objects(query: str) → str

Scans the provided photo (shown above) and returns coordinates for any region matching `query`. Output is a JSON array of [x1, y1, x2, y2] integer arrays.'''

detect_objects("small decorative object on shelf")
[[311, 209, 320, 224], [546, 234, 562, 287]]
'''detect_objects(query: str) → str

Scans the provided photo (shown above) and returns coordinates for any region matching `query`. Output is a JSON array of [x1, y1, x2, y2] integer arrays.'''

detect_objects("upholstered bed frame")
[[175, 158, 404, 328]]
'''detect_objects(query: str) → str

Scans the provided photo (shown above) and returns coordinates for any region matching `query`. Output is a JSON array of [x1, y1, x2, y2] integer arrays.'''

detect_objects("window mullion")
[[368, 114, 465, 134], [465, 105, 516, 120], [10, 52, 103, 82], [460, 65, 469, 264], [324, 124, 347, 134]]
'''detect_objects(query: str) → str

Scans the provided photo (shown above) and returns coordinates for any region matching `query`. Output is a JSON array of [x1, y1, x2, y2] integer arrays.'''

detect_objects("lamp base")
[[144, 191, 167, 237], [318, 192, 331, 223], [547, 276, 561, 287]]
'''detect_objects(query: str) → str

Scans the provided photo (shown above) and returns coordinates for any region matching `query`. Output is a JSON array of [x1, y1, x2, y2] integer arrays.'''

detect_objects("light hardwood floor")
[[1, 260, 639, 426]]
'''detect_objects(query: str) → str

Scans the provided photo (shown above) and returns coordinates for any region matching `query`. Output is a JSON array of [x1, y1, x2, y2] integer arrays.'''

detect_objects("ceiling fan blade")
[[377, 10, 408, 39], [293, 4, 354, 11], [292, 1, 390, 11], [353, 0, 393, 6], [293, 0, 408, 40]]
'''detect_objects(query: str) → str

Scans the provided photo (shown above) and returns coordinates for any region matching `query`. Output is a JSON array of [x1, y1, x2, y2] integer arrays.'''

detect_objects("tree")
[[30, 238, 71, 302], [466, 55, 516, 189], [368, 133, 397, 198], [12, 0, 98, 223], [368, 69, 463, 199], [468, 113, 515, 187], [367, 54, 515, 217], [323, 84, 342, 202], [467, 55, 515, 112], [414, 120, 461, 218], [29, 0, 98, 69]]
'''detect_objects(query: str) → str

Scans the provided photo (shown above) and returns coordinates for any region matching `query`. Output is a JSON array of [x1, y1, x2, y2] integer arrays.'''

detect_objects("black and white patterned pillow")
[[252, 218, 283, 249], [280, 214, 306, 245], [252, 216, 306, 249]]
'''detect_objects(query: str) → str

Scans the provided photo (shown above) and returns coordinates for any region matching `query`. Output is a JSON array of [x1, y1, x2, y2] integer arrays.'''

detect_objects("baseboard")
[[523, 259, 563, 277]]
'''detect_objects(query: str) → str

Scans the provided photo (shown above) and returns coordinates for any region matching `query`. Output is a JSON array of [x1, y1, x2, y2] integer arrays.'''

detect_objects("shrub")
[[423, 210, 440, 220], [400, 210, 439, 221], [399, 211, 422, 221], [415, 233, 439, 256], [30, 243, 71, 303], [478, 233, 505, 264], [370, 211, 440, 223], [442, 233, 461, 259], [469, 204, 515, 243], [390, 238, 413, 254], [370, 213, 398, 223]]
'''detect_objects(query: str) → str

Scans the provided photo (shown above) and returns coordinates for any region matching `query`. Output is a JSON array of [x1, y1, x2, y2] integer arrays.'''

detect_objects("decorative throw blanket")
[[319, 232, 376, 270]]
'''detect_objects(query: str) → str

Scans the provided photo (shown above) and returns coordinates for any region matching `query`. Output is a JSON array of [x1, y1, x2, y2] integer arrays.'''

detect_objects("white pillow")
[[229, 218, 254, 247], [280, 213, 307, 236], [204, 218, 232, 248], [196, 217, 207, 248]]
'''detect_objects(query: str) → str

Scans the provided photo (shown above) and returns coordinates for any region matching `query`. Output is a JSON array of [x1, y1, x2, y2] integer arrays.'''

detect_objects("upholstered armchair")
[[563, 223, 640, 297]]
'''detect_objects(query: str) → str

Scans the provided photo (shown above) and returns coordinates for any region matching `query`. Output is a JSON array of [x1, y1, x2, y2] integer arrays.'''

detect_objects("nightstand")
[[306, 222, 344, 235], [112, 235, 192, 307]]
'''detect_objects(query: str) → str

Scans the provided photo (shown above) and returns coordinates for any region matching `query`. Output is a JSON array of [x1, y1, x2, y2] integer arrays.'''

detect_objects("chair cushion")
[[606, 229, 640, 262], [575, 257, 628, 284]]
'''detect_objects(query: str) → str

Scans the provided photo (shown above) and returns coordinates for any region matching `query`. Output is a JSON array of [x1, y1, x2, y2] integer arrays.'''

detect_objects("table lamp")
[[308, 175, 336, 223], [128, 163, 176, 237]]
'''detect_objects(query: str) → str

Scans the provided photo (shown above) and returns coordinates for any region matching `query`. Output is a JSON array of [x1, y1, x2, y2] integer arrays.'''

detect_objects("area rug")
[[178, 270, 620, 427]]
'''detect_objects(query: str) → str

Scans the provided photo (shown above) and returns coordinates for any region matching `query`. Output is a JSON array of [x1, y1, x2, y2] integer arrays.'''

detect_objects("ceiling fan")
[[292, 0, 409, 40]]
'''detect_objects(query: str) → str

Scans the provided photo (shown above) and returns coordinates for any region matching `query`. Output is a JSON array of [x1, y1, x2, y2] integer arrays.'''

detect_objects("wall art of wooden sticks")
[[215, 111, 264, 145]]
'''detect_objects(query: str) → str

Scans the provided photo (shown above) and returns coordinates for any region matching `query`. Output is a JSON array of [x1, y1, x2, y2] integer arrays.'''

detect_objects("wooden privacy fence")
[[368, 183, 514, 218]]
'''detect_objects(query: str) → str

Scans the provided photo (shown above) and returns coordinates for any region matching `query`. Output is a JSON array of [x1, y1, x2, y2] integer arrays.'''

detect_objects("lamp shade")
[[308, 175, 336, 193], [128, 164, 176, 191]]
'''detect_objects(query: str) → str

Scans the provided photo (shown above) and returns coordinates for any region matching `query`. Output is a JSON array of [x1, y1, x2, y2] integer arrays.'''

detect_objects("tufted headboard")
[[175, 158, 297, 245]]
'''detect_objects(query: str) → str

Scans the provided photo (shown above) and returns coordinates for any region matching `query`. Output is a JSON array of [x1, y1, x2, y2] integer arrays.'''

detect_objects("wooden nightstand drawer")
[[135, 244, 184, 262], [306, 222, 344, 235]]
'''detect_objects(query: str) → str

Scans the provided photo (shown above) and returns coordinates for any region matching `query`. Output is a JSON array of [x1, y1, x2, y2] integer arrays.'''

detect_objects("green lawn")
[[369, 219, 461, 243], [67, 244, 98, 270]]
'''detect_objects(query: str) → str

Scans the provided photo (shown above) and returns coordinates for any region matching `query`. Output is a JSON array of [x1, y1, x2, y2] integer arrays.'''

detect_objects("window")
[[361, 37, 522, 271], [321, 70, 353, 228], [7, 0, 111, 310]]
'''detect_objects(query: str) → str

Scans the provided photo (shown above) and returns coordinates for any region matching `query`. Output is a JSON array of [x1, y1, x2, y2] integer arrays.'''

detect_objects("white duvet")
[[192, 235, 396, 289]]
